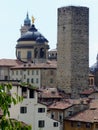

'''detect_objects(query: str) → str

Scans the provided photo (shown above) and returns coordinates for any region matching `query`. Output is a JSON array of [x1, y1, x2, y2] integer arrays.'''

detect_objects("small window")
[[77, 122, 81, 127], [22, 87, 27, 98], [50, 78, 53, 83], [59, 114, 63, 121], [53, 122, 58, 127], [27, 78, 29, 83], [28, 70, 30, 75], [38, 108, 45, 113], [86, 122, 91, 128], [38, 120, 45, 128], [20, 70, 22, 75], [24, 75, 26, 79], [32, 70, 34, 75], [31, 78, 34, 83], [12, 70, 14, 75], [17, 51, 21, 59], [29, 89, 34, 98], [20, 107, 27, 113], [36, 78, 39, 83], [51, 112, 54, 119], [68, 111, 73, 116], [16, 70, 18, 75], [50, 70, 53, 75], [27, 51, 32, 60], [36, 70, 39, 75]]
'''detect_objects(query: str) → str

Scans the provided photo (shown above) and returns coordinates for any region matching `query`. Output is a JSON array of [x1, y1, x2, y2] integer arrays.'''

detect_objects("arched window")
[[40, 48, 45, 58], [34, 48, 38, 58]]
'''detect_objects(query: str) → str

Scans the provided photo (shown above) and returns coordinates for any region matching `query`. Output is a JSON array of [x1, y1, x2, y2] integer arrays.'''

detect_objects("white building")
[[7, 82, 60, 130]]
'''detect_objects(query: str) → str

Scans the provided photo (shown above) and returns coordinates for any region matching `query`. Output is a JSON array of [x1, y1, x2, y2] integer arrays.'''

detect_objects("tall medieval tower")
[[57, 6, 89, 98]]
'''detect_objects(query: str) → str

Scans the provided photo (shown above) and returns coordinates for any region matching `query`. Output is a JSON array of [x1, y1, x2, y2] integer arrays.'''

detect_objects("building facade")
[[3, 81, 60, 130], [57, 6, 89, 98]]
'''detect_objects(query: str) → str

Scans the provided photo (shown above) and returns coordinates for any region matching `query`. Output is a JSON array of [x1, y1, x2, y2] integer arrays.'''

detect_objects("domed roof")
[[24, 13, 31, 26], [17, 24, 48, 42]]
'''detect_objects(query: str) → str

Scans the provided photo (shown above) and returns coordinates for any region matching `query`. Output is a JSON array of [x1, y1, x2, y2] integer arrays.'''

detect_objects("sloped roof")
[[0, 59, 22, 67], [48, 101, 73, 110], [67, 108, 98, 123]]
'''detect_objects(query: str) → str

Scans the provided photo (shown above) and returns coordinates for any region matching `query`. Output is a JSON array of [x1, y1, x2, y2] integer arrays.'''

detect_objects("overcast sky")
[[0, 0, 98, 66]]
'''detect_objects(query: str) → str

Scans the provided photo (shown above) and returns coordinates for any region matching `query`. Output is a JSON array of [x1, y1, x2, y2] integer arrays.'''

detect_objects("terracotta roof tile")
[[48, 101, 73, 110], [0, 59, 22, 66], [80, 88, 95, 95], [90, 100, 98, 109], [11, 60, 57, 69], [67, 108, 98, 123]]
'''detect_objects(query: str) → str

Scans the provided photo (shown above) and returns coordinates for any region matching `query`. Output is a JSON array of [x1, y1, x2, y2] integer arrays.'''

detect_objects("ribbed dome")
[[17, 24, 48, 42]]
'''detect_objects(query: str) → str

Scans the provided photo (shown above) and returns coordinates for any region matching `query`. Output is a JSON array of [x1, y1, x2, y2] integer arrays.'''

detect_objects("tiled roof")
[[67, 108, 98, 123], [48, 101, 73, 110], [90, 100, 98, 109], [0, 59, 22, 67], [80, 88, 95, 95], [39, 88, 62, 98], [11, 60, 57, 69]]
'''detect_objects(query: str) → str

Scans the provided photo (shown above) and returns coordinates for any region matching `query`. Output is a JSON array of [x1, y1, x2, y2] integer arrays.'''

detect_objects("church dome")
[[17, 24, 48, 42], [24, 13, 31, 26]]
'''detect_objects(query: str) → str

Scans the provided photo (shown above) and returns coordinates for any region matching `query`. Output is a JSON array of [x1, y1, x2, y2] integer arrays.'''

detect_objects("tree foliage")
[[0, 83, 31, 130]]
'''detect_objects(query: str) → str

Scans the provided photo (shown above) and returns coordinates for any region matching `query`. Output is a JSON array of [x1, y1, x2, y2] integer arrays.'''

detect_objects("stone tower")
[[57, 6, 89, 98]]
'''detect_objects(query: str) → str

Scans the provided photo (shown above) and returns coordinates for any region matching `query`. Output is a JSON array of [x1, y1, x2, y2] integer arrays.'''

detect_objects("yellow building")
[[64, 108, 98, 130]]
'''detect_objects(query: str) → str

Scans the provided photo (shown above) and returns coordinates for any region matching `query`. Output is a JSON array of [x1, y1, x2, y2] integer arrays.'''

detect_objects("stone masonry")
[[57, 6, 89, 98]]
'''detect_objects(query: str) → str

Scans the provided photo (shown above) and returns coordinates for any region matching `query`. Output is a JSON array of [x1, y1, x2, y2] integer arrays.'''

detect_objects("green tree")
[[0, 83, 31, 130]]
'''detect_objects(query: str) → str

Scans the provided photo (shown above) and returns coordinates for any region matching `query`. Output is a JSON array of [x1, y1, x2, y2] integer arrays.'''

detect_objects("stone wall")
[[57, 6, 89, 98]]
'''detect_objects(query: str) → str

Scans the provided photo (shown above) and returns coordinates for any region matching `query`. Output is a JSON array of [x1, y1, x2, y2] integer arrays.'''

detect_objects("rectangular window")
[[59, 114, 63, 121], [53, 122, 58, 127], [28, 70, 30, 75], [36, 78, 39, 83], [32, 70, 34, 75], [29, 89, 34, 98], [86, 122, 91, 128], [24, 75, 26, 79], [77, 122, 81, 127], [12, 70, 14, 75], [68, 111, 73, 116], [27, 78, 29, 83], [17, 51, 21, 59], [38, 108, 45, 113], [20, 107, 27, 113], [20, 70, 22, 75], [31, 78, 34, 83], [51, 112, 54, 119], [27, 51, 32, 60], [22, 87, 27, 98], [38, 120, 45, 128], [16, 70, 18, 75], [36, 70, 39, 75], [50, 78, 53, 83], [50, 70, 54, 75]]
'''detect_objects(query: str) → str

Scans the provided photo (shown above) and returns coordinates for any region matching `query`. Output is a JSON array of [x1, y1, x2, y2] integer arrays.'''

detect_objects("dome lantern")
[[24, 12, 31, 26]]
